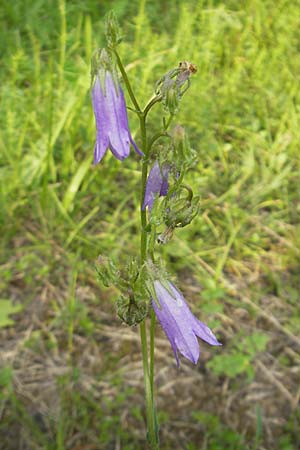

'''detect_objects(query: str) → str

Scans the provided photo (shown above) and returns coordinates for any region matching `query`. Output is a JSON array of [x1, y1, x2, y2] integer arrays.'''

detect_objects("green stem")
[[164, 113, 174, 130], [140, 320, 158, 449], [140, 115, 148, 262], [139, 113, 158, 449], [148, 131, 171, 153], [149, 308, 156, 396], [138, 112, 176, 450], [114, 49, 141, 113], [116, 50, 159, 448], [143, 94, 163, 119]]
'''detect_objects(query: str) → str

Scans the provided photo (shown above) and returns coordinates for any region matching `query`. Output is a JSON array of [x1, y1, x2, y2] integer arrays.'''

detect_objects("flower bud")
[[105, 11, 122, 49], [176, 61, 197, 87], [164, 82, 180, 115], [163, 188, 199, 229], [155, 61, 197, 114]]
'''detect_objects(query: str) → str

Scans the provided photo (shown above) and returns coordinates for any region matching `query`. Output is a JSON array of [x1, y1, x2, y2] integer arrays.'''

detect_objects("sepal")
[[116, 290, 148, 326]]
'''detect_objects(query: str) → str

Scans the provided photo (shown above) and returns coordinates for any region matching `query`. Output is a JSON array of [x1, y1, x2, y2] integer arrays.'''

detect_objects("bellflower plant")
[[93, 12, 222, 450]]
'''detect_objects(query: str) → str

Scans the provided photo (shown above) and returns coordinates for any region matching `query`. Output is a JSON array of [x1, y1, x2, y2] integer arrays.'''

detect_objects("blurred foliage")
[[0, 300, 23, 327], [191, 411, 245, 450], [208, 331, 269, 379]]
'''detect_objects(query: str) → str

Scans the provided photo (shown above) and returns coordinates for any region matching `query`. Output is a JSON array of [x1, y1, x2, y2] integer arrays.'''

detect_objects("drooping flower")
[[152, 280, 221, 366], [142, 161, 170, 211], [92, 73, 142, 164]]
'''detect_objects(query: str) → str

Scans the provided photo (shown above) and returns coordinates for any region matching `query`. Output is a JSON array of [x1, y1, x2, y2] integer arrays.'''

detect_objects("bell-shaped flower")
[[92, 73, 142, 164], [152, 280, 221, 366], [142, 161, 170, 211]]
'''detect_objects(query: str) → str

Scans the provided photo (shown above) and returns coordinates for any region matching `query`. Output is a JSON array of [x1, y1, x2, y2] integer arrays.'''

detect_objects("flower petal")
[[105, 74, 131, 159], [159, 167, 169, 196], [92, 78, 110, 164], [152, 281, 221, 366], [143, 162, 170, 211], [94, 134, 109, 165], [92, 73, 142, 163], [130, 135, 144, 156], [192, 318, 222, 347], [153, 281, 199, 365]]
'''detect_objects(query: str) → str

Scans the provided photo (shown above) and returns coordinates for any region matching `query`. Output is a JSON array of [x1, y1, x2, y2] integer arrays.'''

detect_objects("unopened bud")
[[155, 61, 196, 115], [105, 11, 122, 49], [164, 83, 180, 115], [163, 188, 199, 229]]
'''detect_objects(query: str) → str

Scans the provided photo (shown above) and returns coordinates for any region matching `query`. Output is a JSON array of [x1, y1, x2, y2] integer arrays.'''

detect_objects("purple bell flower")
[[152, 280, 221, 366], [142, 161, 170, 211], [92, 73, 142, 164]]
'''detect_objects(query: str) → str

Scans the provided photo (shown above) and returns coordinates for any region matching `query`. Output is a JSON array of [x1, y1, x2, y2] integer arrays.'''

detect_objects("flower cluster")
[[91, 48, 221, 366]]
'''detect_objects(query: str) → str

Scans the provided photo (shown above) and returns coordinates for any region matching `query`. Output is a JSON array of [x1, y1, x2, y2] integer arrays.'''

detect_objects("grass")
[[1, 0, 300, 449]]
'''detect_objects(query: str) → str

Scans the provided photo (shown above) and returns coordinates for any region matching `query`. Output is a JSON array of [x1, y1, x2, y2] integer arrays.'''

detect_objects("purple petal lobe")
[[143, 162, 170, 211], [130, 135, 144, 156], [105, 74, 131, 159], [159, 168, 169, 196], [193, 319, 221, 346], [93, 134, 109, 165]]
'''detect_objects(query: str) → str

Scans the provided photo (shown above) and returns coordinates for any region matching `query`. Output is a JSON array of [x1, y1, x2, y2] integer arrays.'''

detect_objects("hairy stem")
[[116, 50, 160, 448], [114, 49, 141, 113], [139, 112, 159, 449]]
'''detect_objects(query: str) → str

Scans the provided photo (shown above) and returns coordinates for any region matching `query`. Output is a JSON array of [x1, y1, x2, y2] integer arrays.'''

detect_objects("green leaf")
[[238, 332, 269, 357], [0, 299, 22, 328], [208, 353, 250, 378]]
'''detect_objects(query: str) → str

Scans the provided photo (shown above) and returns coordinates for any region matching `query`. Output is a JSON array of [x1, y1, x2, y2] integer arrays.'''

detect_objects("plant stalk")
[[115, 49, 159, 449]]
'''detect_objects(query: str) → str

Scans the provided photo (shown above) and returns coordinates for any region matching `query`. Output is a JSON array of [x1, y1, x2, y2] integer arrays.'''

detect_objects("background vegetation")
[[1, 0, 300, 449]]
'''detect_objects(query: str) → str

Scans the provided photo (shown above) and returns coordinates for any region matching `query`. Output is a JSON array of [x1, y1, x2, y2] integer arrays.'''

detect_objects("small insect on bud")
[[176, 61, 197, 88], [178, 61, 197, 73]]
